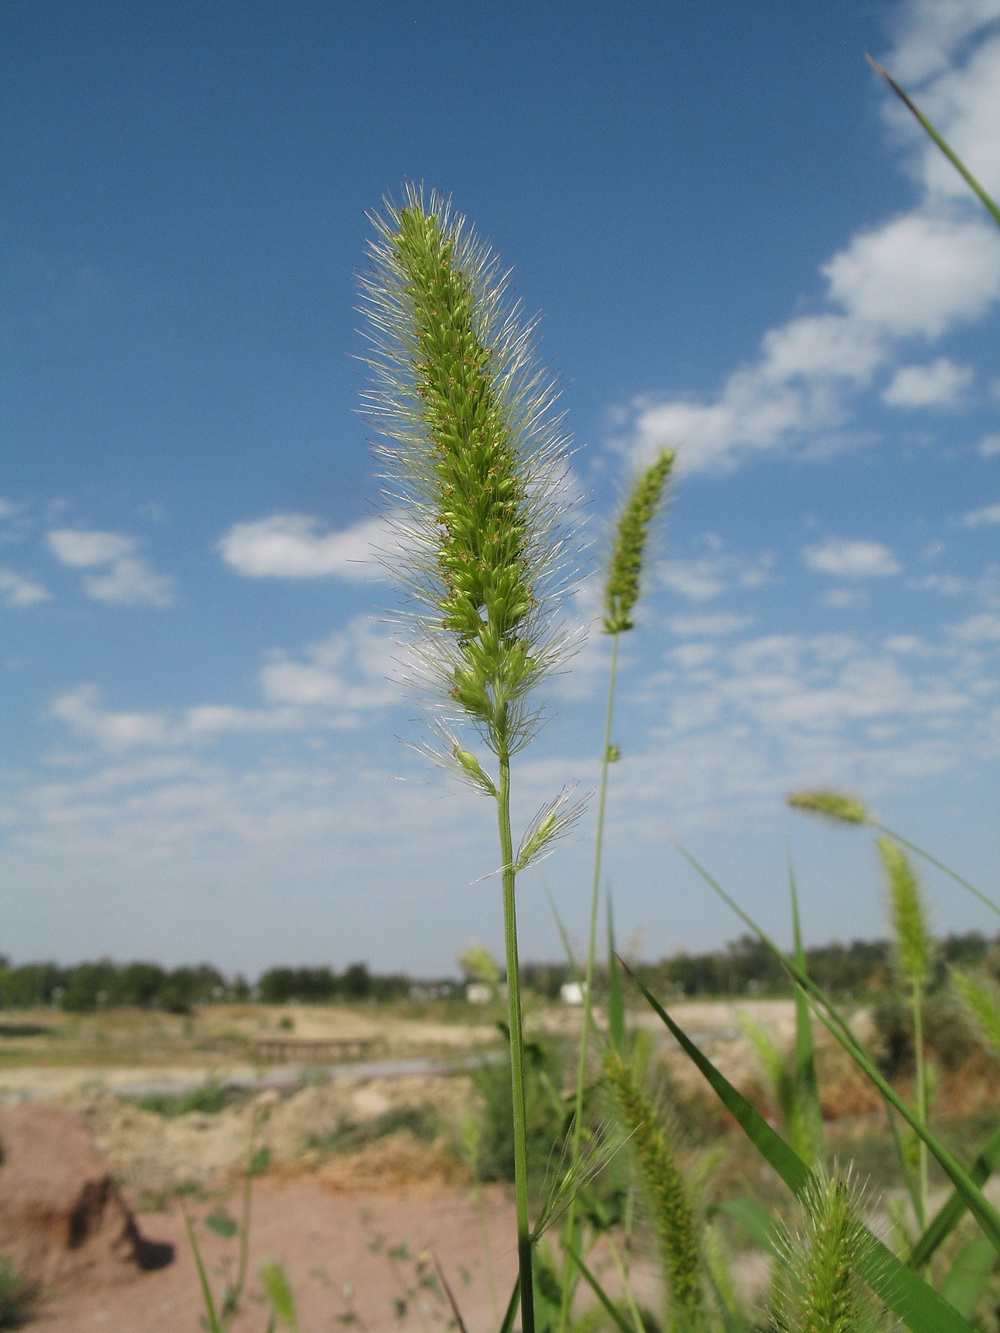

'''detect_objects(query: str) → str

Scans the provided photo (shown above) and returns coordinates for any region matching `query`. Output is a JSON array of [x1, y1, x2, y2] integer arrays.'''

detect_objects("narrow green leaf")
[[937, 1234, 997, 1319], [911, 1124, 1000, 1268], [564, 1243, 639, 1333], [606, 896, 626, 1055], [498, 1279, 521, 1333], [866, 55, 1000, 230], [180, 1202, 222, 1333], [716, 1199, 783, 1259], [626, 966, 978, 1333]]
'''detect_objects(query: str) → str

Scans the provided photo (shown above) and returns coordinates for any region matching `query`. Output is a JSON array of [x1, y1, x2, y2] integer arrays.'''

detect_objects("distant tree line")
[[0, 929, 995, 1012]]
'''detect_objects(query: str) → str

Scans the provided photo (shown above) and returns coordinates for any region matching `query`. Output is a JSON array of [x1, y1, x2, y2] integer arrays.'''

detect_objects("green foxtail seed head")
[[603, 449, 674, 635], [359, 186, 579, 760], [771, 1170, 881, 1333], [787, 789, 868, 825], [603, 1051, 705, 1331], [878, 837, 933, 992]]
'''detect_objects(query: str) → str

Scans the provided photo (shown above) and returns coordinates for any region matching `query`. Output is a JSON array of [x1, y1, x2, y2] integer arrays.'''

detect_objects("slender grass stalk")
[[360, 186, 582, 1333], [559, 450, 673, 1332]]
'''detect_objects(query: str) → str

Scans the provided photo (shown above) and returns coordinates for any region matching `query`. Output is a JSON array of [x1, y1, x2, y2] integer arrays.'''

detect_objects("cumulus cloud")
[[619, 8, 1000, 475], [882, 358, 974, 407], [963, 501, 1000, 526], [217, 513, 384, 579], [803, 538, 903, 578], [46, 528, 174, 606], [0, 568, 51, 607]]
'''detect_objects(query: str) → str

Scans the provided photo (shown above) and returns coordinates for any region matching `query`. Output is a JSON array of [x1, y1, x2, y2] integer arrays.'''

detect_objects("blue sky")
[[2, 0, 999, 976]]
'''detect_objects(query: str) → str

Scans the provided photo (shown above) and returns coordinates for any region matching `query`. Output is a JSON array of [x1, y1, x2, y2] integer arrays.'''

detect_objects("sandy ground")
[[35, 1181, 524, 1333]]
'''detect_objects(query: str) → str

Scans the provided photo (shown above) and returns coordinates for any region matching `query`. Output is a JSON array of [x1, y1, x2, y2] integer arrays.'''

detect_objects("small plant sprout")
[[360, 185, 583, 1333]]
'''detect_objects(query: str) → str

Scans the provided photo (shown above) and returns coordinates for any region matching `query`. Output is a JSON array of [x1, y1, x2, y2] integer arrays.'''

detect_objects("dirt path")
[[36, 1181, 521, 1333]]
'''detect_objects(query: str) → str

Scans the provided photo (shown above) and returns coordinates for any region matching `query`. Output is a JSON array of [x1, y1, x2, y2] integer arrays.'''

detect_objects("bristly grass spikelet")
[[787, 789, 869, 825], [359, 184, 579, 763], [603, 448, 675, 635], [358, 185, 584, 1333]]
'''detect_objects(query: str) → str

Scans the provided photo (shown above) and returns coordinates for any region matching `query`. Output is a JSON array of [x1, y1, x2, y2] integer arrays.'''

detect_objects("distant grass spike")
[[603, 449, 675, 635], [879, 838, 933, 991], [603, 1051, 705, 1332], [787, 789, 868, 824]]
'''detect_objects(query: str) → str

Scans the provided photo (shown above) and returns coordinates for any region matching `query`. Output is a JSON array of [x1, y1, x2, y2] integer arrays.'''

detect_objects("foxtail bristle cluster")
[[787, 790, 869, 825], [603, 449, 674, 635], [603, 1052, 705, 1331], [878, 838, 933, 992], [359, 185, 578, 758]]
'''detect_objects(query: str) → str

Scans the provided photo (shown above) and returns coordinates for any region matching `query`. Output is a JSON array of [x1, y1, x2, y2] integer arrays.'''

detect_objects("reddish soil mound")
[[0, 1102, 174, 1292]]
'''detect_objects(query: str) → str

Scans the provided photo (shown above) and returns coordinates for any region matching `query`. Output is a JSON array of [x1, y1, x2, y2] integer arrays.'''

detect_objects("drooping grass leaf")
[[180, 1202, 222, 1333], [625, 965, 978, 1333], [670, 840, 1000, 1257]]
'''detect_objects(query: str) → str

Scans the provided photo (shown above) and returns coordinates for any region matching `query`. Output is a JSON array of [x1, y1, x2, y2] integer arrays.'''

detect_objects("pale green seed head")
[[878, 837, 933, 992], [951, 967, 1000, 1060], [603, 449, 675, 635], [787, 789, 869, 825], [360, 187, 578, 757]]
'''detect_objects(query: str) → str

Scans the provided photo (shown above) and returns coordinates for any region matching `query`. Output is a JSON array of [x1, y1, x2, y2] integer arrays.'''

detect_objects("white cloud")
[[619, 11, 1000, 476], [47, 529, 133, 567], [0, 568, 50, 607], [52, 684, 170, 748], [824, 214, 1000, 340], [46, 528, 174, 606], [803, 538, 903, 578], [217, 513, 384, 579], [260, 619, 396, 710], [882, 358, 974, 407], [981, 434, 1000, 456], [83, 557, 174, 606], [668, 613, 753, 637], [964, 502, 1000, 526], [950, 611, 1000, 640]]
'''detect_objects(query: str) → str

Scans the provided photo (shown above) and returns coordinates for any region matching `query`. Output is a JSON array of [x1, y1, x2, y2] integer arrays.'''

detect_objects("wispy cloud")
[[0, 568, 50, 608], [963, 501, 1000, 526], [49, 616, 397, 751], [46, 528, 175, 606], [803, 538, 902, 578], [217, 513, 384, 579]]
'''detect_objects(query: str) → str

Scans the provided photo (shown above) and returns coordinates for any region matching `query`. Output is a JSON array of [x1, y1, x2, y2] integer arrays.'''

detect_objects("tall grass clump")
[[359, 184, 583, 1333]]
